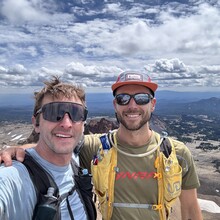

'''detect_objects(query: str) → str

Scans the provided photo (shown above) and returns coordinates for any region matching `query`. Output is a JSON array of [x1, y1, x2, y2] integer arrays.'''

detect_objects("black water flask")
[[34, 187, 57, 220]]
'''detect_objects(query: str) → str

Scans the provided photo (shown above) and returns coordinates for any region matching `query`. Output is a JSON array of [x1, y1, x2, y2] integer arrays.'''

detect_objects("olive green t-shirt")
[[79, 131, 200, 220]]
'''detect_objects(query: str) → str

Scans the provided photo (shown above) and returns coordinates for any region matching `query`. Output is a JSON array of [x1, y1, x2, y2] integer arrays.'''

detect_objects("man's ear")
[[151, 98, 156, 112], [32, 116, 40, 133], [113, 99, 117, 109]]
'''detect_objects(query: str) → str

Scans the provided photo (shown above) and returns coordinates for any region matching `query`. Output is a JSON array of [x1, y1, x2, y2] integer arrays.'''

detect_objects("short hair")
[[33, 76, 86, 125]]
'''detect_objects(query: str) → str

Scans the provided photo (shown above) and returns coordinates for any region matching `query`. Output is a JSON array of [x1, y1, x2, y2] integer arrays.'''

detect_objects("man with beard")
[[0, 71, 202, 220], [80, 71, 202, 220]]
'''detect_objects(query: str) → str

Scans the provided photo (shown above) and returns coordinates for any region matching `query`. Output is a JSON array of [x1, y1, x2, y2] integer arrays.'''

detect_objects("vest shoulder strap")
[[71, 157, 97, 220], [160, 137, 172, 158], [100, 130, 173, 158], [23, 153, 96, 220], [99, 130, 118, 152], [22, 152, 62, 220], [22, 151, 59, 197]]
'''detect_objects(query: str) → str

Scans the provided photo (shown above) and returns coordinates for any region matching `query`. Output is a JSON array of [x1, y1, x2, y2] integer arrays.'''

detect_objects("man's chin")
[[53, 145, 74, 154], [123, 123, 142, 131]]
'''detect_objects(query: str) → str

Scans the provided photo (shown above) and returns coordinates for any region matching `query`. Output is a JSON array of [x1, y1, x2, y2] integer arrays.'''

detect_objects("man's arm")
[[0, 144, 34, 166], [179, 188, 203, 220]]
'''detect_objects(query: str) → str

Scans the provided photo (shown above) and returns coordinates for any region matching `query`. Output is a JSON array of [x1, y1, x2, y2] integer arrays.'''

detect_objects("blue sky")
[[0, 0, 220, 94]]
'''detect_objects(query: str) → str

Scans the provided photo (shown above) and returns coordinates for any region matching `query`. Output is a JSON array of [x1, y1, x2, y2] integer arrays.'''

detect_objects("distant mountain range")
[[0, 92, 219, 122], [155, 97, 220, 117], [1, 91, 220, 106]]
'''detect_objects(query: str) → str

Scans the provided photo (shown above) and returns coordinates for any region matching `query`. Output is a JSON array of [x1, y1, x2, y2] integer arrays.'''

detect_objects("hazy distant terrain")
[[1, 91, 220, 122]]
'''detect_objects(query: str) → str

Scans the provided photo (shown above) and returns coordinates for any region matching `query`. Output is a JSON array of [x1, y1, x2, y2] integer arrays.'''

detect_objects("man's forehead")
[[42, 95, 82, 105]]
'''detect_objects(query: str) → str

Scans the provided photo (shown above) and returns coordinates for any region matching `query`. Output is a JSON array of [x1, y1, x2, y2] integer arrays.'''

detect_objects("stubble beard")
[[116, 111, 151, 131], [43, 132, 75, 155]]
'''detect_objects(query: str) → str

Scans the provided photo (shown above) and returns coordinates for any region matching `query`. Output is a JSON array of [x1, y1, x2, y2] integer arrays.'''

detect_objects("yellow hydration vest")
[[91, 131, 182, 220]]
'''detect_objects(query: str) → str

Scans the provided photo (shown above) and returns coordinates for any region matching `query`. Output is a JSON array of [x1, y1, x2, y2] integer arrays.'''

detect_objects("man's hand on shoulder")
[[0, 143, 34, 166]]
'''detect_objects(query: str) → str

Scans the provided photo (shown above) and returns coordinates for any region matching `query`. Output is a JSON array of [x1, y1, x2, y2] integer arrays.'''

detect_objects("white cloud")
[[63, 62, 122, 88], [94, 3, 220, 65], [0, 0, 51, 24], [200, 65, 220, 73], [148, 58, 188, 73], [104, 3, 122, 13], [0, 1, 219, 92], [11, 64, 28, 74]]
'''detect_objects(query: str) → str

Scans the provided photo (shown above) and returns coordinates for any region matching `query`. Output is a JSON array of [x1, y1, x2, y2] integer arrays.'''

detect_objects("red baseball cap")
[[112, 71, 158, 96]]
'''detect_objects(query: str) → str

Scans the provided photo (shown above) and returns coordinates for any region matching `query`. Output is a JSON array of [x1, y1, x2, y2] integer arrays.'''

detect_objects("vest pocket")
[[91, 150, 112, 196], [91, 151, 112, 219], [162, 154, 182, 203]]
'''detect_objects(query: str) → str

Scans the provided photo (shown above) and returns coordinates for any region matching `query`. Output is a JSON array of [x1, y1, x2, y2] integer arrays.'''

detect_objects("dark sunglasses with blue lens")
[[36, 102, 88, 122], [115, 93, 153, 106]]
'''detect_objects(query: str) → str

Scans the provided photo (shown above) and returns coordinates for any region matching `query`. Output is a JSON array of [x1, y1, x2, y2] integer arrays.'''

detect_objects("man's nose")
[[59, 113, 73, 127], [127, 97, 137, 107]]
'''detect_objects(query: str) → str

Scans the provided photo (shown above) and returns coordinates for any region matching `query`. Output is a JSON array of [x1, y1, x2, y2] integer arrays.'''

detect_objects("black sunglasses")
[[115, 93, 153, 106], [36, 102, 88, 122]]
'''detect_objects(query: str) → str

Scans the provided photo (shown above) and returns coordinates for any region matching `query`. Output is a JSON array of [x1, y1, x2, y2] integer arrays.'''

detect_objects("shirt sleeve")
[[0, 162, 36, 220]]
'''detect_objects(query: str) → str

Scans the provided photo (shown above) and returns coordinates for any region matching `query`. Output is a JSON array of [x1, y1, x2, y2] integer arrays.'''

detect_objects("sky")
[[0, 0, 220, 94]]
